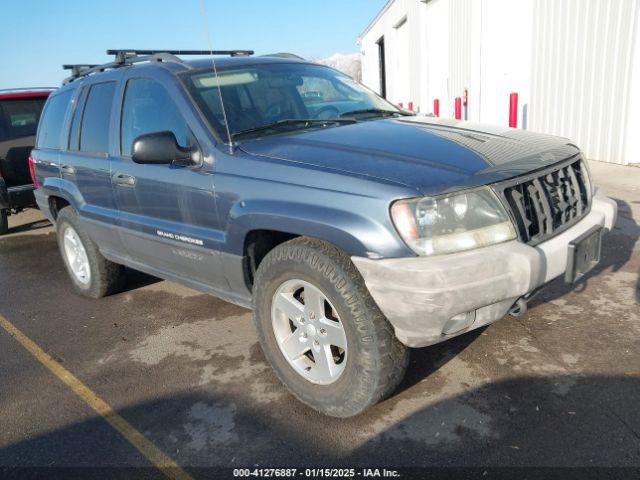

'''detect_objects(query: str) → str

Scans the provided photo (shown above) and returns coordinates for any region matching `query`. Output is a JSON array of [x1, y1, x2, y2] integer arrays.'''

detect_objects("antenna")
[[198, 0, 235, 153]]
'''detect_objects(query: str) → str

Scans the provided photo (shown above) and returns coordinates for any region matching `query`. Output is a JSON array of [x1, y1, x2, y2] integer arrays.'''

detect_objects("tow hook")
[[509, 298, 528, 317]]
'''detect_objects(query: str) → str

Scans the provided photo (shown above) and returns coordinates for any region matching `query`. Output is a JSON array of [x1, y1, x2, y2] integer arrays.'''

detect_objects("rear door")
[[111, 73, 226, 288], [59, 78, 124, 254]]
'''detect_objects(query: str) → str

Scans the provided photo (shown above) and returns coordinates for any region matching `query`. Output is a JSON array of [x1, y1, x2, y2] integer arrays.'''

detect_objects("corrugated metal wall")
[[359, 0, 421, 106], [448, 0, 473, 102], [529, 0, 639, 165], [407, 0, 424, 106], [361, 0, 640, 164]]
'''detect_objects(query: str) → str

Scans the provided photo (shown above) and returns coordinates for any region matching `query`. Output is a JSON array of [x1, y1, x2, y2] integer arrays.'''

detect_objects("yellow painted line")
[[0, 314, 193, 480]]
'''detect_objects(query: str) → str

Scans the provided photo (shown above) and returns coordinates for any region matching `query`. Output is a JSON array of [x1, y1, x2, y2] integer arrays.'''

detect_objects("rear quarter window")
[[36, 91, 73, 150], [68, 87, 89, 151]]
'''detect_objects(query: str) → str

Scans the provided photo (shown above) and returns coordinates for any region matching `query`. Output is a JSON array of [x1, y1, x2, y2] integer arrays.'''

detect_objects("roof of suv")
[[182, 55, 307, 70], [61, 52, 310, 86]]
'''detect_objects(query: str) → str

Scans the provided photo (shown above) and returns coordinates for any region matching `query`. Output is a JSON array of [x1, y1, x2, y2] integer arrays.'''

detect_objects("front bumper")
[[352, 194, 618, 348]]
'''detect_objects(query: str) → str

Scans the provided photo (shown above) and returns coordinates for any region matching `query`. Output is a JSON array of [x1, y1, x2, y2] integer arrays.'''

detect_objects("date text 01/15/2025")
[[232, 468, 400, 477]]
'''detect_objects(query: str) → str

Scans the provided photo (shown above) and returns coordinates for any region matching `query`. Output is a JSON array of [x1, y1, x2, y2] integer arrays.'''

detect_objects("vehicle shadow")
[[4, 216, 51, 235], [120, 268, 163, 292], [528, 198, 640, 309], [347, 374, 640, 468], [396, 328, 484, 395], [1, 375, 639, 474]]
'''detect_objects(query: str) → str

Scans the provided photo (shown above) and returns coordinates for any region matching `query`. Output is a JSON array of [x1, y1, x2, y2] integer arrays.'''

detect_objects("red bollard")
[[509, 92, 518, 128], [433, 99, 440, 117], [408, 101, 414, 111], [398, 102, 404, 109], [454, 97, 462, 120]]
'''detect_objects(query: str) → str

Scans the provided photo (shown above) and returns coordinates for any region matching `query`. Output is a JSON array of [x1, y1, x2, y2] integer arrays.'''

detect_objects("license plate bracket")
[[565, 225, 603, 284]]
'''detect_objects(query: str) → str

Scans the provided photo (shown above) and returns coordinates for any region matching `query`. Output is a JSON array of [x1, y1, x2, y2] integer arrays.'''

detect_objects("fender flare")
[[41, 177, 84, 215]]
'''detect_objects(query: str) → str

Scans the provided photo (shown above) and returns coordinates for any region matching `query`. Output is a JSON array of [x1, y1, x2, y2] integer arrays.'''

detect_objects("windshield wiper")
[[339, 108, 410, 119], [231, 118, 355, 140]]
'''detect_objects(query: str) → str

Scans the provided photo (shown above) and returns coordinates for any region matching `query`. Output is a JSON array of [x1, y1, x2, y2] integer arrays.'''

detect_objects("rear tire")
[[253, 237, 409, 417], [56, 207, 125, 298], [0, 209, 7, 235]]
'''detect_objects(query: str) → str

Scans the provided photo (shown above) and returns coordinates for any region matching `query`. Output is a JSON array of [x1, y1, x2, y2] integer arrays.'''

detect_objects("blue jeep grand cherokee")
[[32, 50, 617, 417]]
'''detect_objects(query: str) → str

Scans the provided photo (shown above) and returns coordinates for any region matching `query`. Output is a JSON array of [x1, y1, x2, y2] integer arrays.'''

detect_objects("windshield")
[[182, 63, 401, 141]]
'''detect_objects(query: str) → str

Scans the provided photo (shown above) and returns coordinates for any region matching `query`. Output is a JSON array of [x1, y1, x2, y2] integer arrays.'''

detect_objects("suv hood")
[[238, 116, 580, 196]]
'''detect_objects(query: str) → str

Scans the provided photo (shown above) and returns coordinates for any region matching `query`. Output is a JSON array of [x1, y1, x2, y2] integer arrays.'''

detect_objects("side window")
[[120, 78, 189, 157], [68, 87, 88, 151], [80, 82, 116, 154], [36, 91, 73, 150]]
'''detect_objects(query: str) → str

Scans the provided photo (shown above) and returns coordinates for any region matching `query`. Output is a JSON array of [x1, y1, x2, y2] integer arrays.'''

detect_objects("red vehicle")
[[0, 88, 52, 235]]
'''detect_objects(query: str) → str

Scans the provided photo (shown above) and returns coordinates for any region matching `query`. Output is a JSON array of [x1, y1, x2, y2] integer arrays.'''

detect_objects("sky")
[[0, 0, 388, 90]]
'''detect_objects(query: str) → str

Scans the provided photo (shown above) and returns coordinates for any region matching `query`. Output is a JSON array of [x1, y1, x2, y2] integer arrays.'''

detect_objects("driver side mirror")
[[131, 131, 198, 165]]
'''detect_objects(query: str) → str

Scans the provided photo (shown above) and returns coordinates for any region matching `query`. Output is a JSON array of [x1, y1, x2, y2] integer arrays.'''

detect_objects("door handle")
[[60, 164, 75, 174], [112, 172, 136, 187]]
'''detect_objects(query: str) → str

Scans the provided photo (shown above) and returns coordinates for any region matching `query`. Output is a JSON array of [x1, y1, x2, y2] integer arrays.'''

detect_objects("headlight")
[[390, 187, 517, 256]]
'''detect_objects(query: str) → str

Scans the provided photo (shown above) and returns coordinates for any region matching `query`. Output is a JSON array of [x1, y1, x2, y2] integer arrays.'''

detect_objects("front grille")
[[495, 158, 591, 245]]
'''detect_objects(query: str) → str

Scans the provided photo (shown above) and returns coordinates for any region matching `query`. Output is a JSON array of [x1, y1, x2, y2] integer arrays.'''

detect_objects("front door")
[[111, 75, 226, 289]]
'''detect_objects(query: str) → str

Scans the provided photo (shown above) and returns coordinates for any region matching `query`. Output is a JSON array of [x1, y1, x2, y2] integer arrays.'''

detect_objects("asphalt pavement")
[[0, 161, 638, 478]]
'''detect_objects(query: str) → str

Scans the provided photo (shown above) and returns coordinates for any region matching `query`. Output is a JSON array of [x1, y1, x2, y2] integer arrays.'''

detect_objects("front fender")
[[225, 199, 413, 258]]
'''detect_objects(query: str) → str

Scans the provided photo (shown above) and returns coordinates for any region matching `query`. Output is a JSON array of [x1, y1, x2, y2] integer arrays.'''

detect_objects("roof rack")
[[63, 64, 99, 76], [106, 49, 254, 64], [62, 49, 255, 84]]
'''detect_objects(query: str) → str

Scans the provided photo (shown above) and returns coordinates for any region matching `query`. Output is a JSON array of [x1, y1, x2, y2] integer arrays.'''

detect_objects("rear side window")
[[80, 82, 116, 154], [36, 91, 72, 150], [68, 87, 89, 151], [120, 78, 189, 157], [0, 97, 47, 141]]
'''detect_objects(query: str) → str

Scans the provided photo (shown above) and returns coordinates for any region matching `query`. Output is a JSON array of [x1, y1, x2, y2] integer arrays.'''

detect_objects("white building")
[[359, 0, 640, 165]]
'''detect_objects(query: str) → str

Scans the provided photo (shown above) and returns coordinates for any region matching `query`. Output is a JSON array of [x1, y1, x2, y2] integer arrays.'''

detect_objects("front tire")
[[253, 237, 409, 417], [0, 209, 8, 235], [56, 207, 125, 298]]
